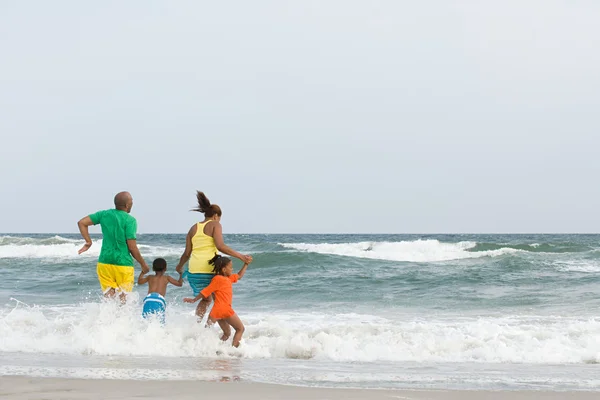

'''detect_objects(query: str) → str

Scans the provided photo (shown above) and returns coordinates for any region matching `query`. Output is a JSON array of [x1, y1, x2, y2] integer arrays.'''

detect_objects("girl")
[[184, 254, 249, 347]]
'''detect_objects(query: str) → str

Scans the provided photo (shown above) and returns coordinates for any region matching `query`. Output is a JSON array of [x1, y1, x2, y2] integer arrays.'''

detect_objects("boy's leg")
[[217, 319, 232, 341], [223, 313, 244, 347]]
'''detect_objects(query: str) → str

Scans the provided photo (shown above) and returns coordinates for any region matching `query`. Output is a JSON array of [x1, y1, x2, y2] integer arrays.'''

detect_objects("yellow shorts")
[[96, 263, 134, 294]]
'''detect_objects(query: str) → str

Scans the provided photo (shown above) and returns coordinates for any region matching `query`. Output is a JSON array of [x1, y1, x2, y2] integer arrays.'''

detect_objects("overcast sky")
[[1, 1, 599, 234]]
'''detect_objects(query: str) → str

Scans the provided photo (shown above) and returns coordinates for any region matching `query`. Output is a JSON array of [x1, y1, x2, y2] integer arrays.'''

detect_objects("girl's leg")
[[216, 319, 231, 341], [223, 313, 245, 347], [206, 316, 216, 326]]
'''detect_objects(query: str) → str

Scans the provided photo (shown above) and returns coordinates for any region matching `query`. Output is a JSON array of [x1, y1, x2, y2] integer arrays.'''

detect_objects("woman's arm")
[[212, 222, 252, 263], [175, 225, 196, 274]]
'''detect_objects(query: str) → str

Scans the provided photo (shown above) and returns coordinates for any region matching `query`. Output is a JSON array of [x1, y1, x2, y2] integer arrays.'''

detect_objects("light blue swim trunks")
[[142, 292, 166, 323], [183, 270, 214, 296]]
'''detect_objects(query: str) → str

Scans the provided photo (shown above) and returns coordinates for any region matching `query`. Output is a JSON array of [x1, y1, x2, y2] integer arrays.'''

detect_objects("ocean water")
[[2, 233, 600, 390]]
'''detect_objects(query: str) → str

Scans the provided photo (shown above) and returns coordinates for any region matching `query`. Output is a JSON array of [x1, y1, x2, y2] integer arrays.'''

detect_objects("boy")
[[138, 258, 183, 323]]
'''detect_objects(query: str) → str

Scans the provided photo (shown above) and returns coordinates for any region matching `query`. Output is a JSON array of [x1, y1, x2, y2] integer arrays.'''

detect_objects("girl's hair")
[[192, 191, 222, 218], [209, 254, 231, 275]]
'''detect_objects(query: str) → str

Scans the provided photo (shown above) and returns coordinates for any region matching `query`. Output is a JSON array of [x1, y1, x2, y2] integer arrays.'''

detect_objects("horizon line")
[[2, 232, 600, 235]]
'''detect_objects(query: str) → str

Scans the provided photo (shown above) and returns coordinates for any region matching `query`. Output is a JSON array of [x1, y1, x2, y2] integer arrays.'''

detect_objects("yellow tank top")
[[189, 221, 218, 274]]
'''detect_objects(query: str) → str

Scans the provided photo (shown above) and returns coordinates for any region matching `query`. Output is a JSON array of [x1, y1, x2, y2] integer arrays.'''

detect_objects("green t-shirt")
[[89, 209, 137, 267]]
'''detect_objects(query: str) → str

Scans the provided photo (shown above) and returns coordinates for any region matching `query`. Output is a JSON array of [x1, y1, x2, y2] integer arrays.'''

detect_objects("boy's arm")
[[138, 271, 150, 285], [167, 274, 183, 287], [237, 262, 249, 279]]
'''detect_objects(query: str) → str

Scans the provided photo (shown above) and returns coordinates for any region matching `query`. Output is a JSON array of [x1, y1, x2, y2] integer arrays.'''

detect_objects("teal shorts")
[[184, 271, 214, 296], [142, 292, 166, 324]]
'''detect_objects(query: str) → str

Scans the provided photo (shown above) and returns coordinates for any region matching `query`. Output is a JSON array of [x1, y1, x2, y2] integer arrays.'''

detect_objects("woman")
[[175, 191, 252, 320]]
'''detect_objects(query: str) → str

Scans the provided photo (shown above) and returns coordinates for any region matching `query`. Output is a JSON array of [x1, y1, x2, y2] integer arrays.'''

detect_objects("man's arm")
[[127, 239, 149, 273], [175, 226, 195, 274], [138, 271, 150, 285], [77, 216, 94, 254], [167, 274, 183, 287], [212, 222, 253, 263]]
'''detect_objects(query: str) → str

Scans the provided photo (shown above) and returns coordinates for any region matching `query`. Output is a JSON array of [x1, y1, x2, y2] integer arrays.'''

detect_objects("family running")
[[77, 191, 252, 348]]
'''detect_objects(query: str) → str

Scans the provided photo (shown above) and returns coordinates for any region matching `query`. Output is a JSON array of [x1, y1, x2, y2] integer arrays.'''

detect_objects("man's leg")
[[97, 263, 118, 298], [115, 265, 135, 304], [118, 292, 127, 304]]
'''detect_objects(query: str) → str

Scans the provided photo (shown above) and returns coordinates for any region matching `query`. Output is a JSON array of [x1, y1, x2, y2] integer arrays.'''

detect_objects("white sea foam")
[[2, 301, 600, 364], [0, 236, 181, 259], [554, 260, 600, 273], [0, 366, 239, 381], [0, 235, 81, 245], [279, 240, 519, 262]]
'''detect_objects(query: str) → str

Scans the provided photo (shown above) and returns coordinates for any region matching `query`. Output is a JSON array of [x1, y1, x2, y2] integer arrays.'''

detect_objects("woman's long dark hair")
[[209, 254, 231, 275], [192, 191, 222, 218]]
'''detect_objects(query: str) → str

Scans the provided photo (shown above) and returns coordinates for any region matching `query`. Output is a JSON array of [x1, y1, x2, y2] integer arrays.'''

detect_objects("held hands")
[[140, 261, 150, 274], [78, 242, 92, 254], [242, 254, 253, 264]]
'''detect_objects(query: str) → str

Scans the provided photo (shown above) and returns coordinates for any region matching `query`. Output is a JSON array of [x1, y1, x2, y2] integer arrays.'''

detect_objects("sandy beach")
[[0, 376, 598, 400]]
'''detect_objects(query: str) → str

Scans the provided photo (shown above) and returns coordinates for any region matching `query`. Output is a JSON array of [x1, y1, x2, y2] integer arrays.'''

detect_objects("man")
[[77, 191, 149, 301]]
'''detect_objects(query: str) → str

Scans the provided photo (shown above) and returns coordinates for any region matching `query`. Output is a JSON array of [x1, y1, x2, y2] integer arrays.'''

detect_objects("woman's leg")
[[195, 294, 214, 320]]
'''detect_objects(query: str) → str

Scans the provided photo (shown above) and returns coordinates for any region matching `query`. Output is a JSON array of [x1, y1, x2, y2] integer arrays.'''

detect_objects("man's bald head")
[[114, 191, 133, 212]]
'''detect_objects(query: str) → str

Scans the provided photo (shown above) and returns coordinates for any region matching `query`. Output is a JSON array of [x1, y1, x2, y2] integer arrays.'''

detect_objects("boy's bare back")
[[147, 275, 171, 296], [139, 272, 183, 296]]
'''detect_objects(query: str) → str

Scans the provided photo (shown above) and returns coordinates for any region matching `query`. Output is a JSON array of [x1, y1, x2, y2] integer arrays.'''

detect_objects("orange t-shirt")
[[200, 274, 239, 319]]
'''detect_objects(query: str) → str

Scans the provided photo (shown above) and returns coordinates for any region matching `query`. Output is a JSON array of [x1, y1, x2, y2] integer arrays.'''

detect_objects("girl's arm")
[[183, 292, 206, 303], [237, 262, 249, 279], [184, 277, 218, 302]]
